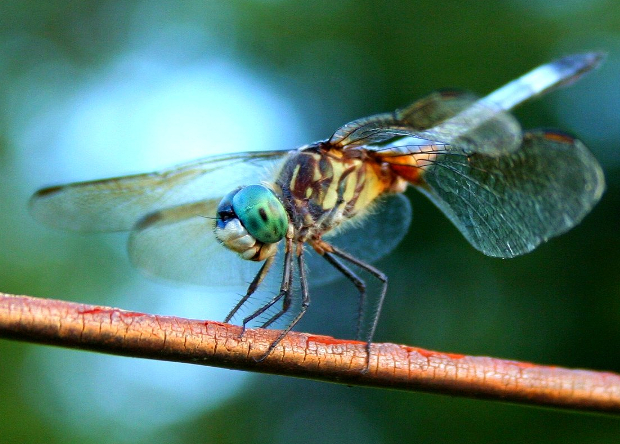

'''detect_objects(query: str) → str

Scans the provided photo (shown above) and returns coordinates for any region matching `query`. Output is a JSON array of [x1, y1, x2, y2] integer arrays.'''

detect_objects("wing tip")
[[560, 51, 607, 71], [28, 186, 60, 222], [551, 51, 607, 87], [32, 185, 64, 198], [529, 129, 606, 203], [29, 185, 64, 213], [135, 211, 165, 231]]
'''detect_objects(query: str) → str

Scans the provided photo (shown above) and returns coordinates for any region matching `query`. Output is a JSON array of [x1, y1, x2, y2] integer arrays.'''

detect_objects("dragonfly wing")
[[395, 90, 478, 129], [306, 193, 412, 286], [327, 111, 415, 148], [389, 90, 524, 156], [417, 130, 605, 258], [128, 199, 277, 286], [328, 89, 522, 156], [329, 90, 523, 156], [479, 52, 605, 113], [328, 91, 478, 148], [415, 102, 523, 156], [30, 150, 289, 232], [332, 54, 603, 157], [416, 54, 604, 156], [384, 90, 524, 157]]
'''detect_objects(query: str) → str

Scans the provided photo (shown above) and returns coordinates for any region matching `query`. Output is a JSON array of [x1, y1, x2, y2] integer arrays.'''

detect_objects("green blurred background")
[[1, 1, 620, 443]]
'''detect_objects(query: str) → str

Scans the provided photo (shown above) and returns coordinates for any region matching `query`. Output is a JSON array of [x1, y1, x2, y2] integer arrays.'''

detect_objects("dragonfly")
[[30, 52, 605, 361]]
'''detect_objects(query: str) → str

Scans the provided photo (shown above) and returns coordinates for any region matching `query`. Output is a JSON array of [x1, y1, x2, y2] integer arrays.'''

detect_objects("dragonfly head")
[[214, 184, 289, 261]]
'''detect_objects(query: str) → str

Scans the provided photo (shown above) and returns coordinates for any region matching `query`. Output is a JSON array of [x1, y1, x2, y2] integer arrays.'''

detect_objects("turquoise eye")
[[232, 185, 288, 244]]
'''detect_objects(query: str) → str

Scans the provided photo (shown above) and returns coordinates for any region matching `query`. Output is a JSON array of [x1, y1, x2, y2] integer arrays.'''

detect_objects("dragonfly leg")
[[321, 252, 367, 341], [328, 245, 388, 369], [256, 248, 310, 362], [260, 272, 294, 329], [224, 255, 276, 323], [241, 237, 293, 331]]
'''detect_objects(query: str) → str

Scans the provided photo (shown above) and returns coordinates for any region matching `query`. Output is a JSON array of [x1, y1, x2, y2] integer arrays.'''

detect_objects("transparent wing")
[[327, 111, 418, 148], [328, 91, 522, 156], [30, 150, 289, 232], [307, 193, 412, 286], [329, 53, 604, 156], [128, 199, 274, 287], [417, 53, 604, 156], [128, 193, 411, 288], [327, 90, 478, 148], [417, 130, 605, 258]]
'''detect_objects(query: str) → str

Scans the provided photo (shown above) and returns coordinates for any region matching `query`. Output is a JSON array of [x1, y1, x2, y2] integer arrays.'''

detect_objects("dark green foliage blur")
[[1, 1, 619, 443]]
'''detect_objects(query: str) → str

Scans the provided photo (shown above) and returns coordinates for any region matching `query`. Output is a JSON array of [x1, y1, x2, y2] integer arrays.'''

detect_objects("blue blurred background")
[[1, 1, 619, 443]]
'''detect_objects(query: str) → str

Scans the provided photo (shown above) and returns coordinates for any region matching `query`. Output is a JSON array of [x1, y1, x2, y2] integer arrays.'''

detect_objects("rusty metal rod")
[[1, 292, 619, 414]]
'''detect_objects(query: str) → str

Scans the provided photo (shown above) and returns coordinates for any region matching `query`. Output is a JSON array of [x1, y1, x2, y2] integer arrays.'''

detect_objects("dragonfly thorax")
[[275, 145, 404, 244], [214, 185, 289, 261]]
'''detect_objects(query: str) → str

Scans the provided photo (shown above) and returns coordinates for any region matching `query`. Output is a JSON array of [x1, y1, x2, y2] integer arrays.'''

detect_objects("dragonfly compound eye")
[[232, 185, 288, 244], [215, 188, 240, 230]]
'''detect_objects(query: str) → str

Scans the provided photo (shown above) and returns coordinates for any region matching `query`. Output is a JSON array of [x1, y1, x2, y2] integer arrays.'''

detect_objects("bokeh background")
[[1, 1, 620, 443]]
